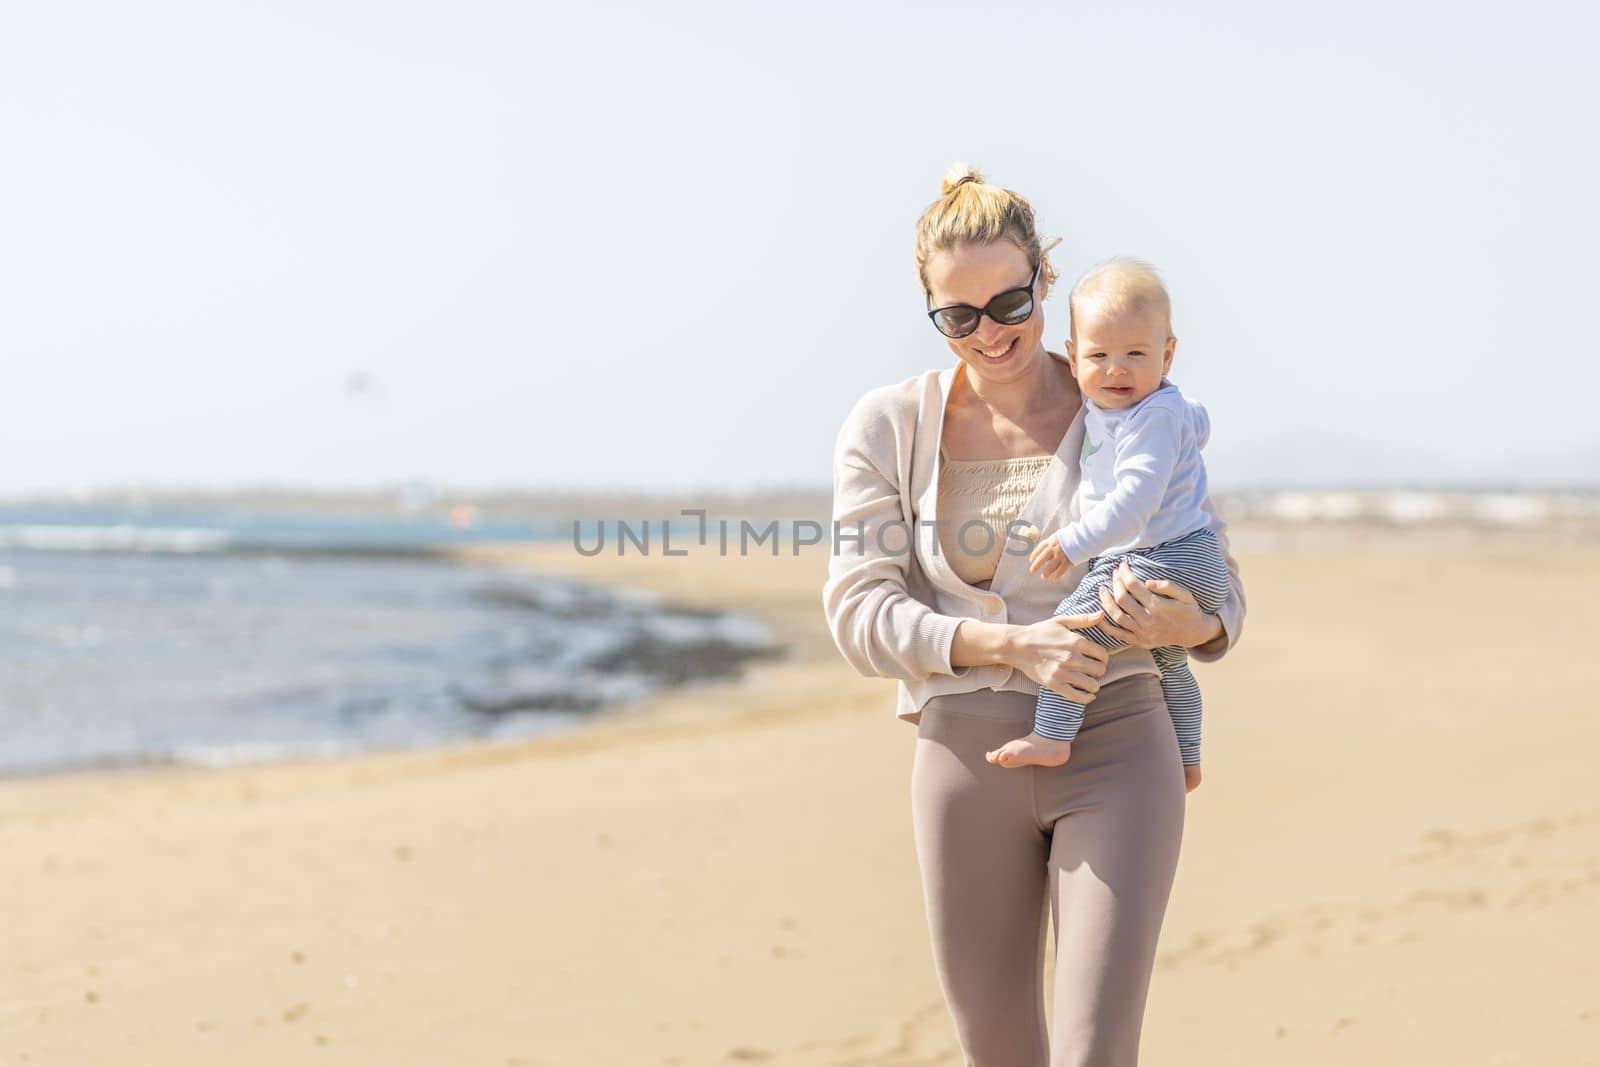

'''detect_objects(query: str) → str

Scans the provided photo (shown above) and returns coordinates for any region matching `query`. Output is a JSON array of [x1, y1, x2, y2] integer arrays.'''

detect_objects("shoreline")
[[0, 541, 815, 791], [0, 541, 843, 804]]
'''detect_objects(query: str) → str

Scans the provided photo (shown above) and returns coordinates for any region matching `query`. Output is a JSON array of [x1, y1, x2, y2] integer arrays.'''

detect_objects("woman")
[[821, 164, 1246, 1066]]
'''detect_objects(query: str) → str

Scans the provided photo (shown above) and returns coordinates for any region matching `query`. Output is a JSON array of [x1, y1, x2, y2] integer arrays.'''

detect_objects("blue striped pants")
[[1034, 527, 1230, 766]]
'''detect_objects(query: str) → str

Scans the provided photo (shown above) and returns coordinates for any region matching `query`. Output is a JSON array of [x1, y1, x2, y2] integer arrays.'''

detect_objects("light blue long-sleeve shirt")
[[1055, 379, 1214, 562]]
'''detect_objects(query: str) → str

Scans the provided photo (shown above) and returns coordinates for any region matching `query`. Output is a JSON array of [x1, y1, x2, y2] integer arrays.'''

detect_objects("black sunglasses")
[[926, 261, 1042, 339]]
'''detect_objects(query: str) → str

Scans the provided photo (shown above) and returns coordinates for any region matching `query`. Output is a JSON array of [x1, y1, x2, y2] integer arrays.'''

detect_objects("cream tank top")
[[936, 443, 1053, 586]]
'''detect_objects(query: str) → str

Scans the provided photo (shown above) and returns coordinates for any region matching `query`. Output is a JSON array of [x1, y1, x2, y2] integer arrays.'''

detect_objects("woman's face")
[[924, 240, 1051, 384]]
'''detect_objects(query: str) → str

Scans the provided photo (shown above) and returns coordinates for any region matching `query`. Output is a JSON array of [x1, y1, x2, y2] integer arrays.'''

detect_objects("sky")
[[2, 1, 1597, 496]]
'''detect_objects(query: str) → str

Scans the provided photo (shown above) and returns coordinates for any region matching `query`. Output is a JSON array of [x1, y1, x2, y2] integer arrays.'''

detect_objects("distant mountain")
[[1474, 440, 1600, 488], [1207, 431, 1600, 490]]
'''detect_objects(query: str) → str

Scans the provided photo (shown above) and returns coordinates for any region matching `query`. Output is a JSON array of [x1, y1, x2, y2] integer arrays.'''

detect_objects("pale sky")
[[2, 1, 1597, 496]]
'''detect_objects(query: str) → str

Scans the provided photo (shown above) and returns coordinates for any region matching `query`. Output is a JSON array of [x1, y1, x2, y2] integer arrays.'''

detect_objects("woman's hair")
[[914, 162, 1060, 293]]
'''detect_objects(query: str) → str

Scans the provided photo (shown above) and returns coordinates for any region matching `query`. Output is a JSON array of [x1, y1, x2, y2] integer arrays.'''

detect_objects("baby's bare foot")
[[1184, 764, 1203, 793], [985, 732, 1072, 769]]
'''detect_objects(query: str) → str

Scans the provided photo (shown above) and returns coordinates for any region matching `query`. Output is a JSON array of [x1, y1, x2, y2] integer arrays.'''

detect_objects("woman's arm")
[[947, 619, 1011, 670], [954, 615, 1112, 705], [1189, 503, 1243, 660], [821, 398, 969, 680]]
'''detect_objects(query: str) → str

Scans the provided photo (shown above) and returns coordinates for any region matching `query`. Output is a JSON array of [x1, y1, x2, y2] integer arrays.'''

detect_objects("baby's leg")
[[987, 559, 1127, 769], [1118, 529, 1232, 768], [1150, 645, 1202, 766]]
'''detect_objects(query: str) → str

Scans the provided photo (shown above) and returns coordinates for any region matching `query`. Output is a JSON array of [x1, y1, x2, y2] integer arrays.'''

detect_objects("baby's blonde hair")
[[914, 162, 1061, 292], [1069, 257, 1173, 339]]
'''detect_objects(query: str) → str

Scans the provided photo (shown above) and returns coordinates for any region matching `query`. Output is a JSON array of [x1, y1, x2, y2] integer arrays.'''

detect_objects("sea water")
[[0, 506, 774, 779]]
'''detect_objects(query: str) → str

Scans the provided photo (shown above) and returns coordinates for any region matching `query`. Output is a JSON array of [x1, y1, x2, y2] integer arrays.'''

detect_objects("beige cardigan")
[[821, 352, 1246, 724]]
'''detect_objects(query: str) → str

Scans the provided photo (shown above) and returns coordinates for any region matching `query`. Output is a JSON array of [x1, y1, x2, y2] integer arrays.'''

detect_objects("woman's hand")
[[1096, 561, 1223, 650], [1002, 611, 1111, 704]]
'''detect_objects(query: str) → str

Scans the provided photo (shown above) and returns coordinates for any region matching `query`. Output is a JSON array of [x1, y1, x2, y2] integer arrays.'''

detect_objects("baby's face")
[[1066, 305, 1175, 410]]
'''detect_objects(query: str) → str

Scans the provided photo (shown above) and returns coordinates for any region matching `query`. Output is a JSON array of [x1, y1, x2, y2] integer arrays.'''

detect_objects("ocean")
[[0, 504, 777, 780]]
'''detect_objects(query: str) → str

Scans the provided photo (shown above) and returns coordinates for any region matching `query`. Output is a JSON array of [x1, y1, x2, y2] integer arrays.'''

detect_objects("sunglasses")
[[926, 261, 1041, 339]]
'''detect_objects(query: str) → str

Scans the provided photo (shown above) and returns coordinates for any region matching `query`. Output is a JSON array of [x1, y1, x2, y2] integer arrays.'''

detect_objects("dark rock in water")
[[639, 603, 727, 621], [469, 582, 622, 621], [469, 579, 728, 622], [447, 684, 609, 715], [450, 579, 786, 717], [588, 631, 785, 685]]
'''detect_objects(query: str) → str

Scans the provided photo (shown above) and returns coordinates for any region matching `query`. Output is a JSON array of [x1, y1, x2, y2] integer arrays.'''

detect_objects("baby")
[[985, 258, 1229, 789]]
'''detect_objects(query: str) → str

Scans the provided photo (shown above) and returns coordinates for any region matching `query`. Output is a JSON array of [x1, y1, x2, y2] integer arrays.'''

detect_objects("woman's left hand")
[[1096, 561, 1223, 650]]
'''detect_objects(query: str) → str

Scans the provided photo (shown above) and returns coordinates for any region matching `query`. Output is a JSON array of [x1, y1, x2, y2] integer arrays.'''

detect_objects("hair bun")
[[940, 161, 985, 196]]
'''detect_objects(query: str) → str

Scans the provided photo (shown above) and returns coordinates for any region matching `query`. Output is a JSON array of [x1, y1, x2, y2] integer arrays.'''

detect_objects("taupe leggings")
[[910, 674, 1185, 1066]]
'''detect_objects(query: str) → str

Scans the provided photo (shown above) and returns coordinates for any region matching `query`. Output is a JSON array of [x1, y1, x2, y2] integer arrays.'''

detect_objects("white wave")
[[1261, 492, 1365, 522], [1470, 494, 1551, 525], [1220, 489, 1600, 527], [0, 524, 230, 553], [1377, 493, 1453, 524]]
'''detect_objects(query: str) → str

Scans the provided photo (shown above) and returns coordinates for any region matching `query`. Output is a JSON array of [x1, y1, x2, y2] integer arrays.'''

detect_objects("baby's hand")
[[1028, 535, 1072, 582]]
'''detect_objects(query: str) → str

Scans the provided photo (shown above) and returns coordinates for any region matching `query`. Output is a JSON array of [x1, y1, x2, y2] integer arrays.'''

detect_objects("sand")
[[1, 527, 1595, 1065]]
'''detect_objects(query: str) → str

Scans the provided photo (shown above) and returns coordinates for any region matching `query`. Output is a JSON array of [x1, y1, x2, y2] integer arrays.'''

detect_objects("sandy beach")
[[2, 526, 1596, 1065]]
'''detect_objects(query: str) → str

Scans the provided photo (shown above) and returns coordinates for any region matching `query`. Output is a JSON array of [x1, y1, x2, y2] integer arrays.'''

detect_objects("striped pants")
[[1034, 527, 1230, 766]]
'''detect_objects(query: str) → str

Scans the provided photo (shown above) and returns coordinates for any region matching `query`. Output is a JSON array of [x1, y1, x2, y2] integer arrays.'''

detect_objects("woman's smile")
[[974, 337, 1018, 364]]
